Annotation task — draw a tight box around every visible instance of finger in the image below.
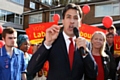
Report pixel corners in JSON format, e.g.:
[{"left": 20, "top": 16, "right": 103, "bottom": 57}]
[
  {"left": 52, "top": 27, "right": 60, "bottom": 33},
  {"left": 47, "top": 25, "right": 60, "bottom": 33},
  {"left": 47, "top": 28, "right": 54, "bottom": 34},
  {"left": 53, "top": 25, "right": 62, "bottom": 32}
]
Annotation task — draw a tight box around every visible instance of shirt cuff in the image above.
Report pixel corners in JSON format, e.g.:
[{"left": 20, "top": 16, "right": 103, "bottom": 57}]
[
  {"left": 82, "top": 50, "right": 89, "bottom": 58},
  {"left": 44, "top": 42, "right": 52, "bottom": 49},
  {"left": 21, "top": 69, "right": 27, "bottom": 73}
]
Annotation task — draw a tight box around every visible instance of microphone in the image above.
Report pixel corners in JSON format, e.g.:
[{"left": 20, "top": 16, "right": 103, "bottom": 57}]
[{"left": 73, "top": 27, "right": 85, "bottom": 55}]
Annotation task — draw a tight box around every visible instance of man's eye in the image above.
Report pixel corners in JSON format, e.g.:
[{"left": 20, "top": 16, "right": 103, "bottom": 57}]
[
  {"left": 8, "top": 37, "right": 17, "bottom": 39},
  {"left": 67, "top": 16, "right": 70, "bottom": 18},
  {"left": 14, "top": 37, "right": 17, "bottom": 39},
  {"left": 74, "top": 17, "right": 78, "bottom": 20},
  {"left": 8, "top": 37, "right": 12, "bottom": 39}
]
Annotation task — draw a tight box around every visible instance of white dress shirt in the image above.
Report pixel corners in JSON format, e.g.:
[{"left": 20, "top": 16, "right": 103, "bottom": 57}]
[{"left": 62, "top": 31, "right": 76, "bottom": 53}]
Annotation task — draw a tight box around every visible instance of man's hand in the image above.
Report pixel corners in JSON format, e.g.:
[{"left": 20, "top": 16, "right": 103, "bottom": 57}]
[
  {"left": 75, "top": 37, "right": 88, "bottom": 51},
  {"left": 44, "top": 25, "right": 61, "bottom": 46}
]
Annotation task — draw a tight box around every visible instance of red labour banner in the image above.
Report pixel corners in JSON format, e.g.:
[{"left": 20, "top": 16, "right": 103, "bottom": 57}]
[
  {"left": 114, "top": 36, "right": 120, "bottom": 55},
  {"left": 80, "top": 24, "right": 107, "bottom": 41},
  {"left": 26, "top": 22, "right": 58, "bottom": 44}
]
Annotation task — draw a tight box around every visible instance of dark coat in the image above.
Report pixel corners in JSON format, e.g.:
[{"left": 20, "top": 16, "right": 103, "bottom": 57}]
[
  {"left": 106, "top": 43, "right": 120, "bottom": 67},
  {"left": 103, "top": 50, "right": 116, "bottom": 80},
  {"left": 27, "top": 32, "right": 97, "bottom": 80}
]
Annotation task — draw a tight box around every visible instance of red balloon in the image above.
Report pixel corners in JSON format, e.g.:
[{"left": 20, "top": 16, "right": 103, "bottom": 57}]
[
  {"left": 102, "top": 16, "right": 113, "bottom": 28},
  {"left": 0, "top": 40, "right": 5, "bottom": 48},
  {"left": 82, "top": 4, "right": 90, "bottom": 14},
  {"left": 0, "top": 25, "right": 3, "bottom": 34},
  {"left": 53, "top": 14, "right": 60, "bottom": 22}
]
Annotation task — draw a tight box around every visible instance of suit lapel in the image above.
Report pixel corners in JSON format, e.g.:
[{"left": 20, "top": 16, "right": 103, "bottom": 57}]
[{"left": 59, "top": 32, "right": 70, "bottom": 66}]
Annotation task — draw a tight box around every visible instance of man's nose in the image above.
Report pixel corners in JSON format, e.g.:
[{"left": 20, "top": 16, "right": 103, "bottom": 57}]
[{"left": 70, "top": 18, "right": 75, "bottom": 23}]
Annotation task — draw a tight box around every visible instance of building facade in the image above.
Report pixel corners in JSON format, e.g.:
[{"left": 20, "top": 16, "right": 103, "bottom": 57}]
[
  {"left": 23, "top": 0, "right": 120, "bottom": 34},
  {"left": 0, "top": 0, "right": 25, "bottom": 34}
]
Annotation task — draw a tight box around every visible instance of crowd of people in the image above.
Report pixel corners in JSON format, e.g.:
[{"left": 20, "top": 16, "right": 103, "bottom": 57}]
[{"left": 0, "top": 3, "right": 119, "bottom": 80}]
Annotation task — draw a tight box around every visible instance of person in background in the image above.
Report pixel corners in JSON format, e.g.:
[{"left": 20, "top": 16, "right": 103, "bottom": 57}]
[
  {"left": 17, "top": 34, "right": 31, "bottom": 67},
  {"left": 32, "top": 43, "right": 41, "bottom": 53},
  {"left": 107, "top": 25, "right": 118, "bottom": 36},
  {"left": 89, "top": 31, "right": 116, "bottom": 80},
  {"left": 17, "top": 34, "right": 32, "bottom": 80},
  {"left": 106, "top": 33, "right": 120, "bottom": 67},
  {"left": 0, "top": 27, "right": 26, "bottom": 80},
  {"left": 106, "top": 33, "right": 114, "bottom": 55},
  {"left": 27, "top": 3, "right": 97, "bottom": 80}
]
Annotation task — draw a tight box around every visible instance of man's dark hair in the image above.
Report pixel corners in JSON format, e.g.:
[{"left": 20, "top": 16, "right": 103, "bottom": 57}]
[
  {"left": 106, "top": 32, "right": 114, "bottom": 37},
  {"left": 62, "top": 3, "right": 83, "bottom": 19},
  {"left": 2, "top": 27, "right": 17, "bottom": 38}
]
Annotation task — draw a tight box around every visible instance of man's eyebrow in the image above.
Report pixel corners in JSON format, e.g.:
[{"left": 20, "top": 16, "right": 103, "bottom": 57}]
[
  {"left": 66, "top": 14, "right": 71, "bottom": 16},
  {"left": 66, "top": 14, "right": 78, "bottom": 17}
]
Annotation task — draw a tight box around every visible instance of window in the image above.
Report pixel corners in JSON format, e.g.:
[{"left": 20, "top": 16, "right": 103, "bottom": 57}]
[
  {"left": 11, "top": 0, "right": 24, "bottom": 5},
  {"left": 77, "top": 0, "right": 91, "bottom": 2},
  {"left": 30, "top": 2, "right": 35, "bottom": 9},
  {"left": 14, "top": 14, "right": 23, "bottom": 24},
  {"left": 95, "top": 3, "right": 120, "bottom": 17},
  {"left": 41, "top": 0, "right": 52, "bottom": 5},
  {"left": 0, "top": 10, "right": 6, "bottom": 21},
  {"left": 29, "top": 14, "right": 42, "bottom": 23},
  {"left": 0, "top": 9, "right": 23, "bottom": 24},
  {"left": 14, "top": 14, "right": 20, "bottom": 24},
  {"left": 49, "top": 10, "right": 62, "bottom": 23},
  {"left": 6, "top": 12, "right": 14, "bottom": 23},
  {"left": 20, "top": 15, "right": 23, "bottom": 24}
]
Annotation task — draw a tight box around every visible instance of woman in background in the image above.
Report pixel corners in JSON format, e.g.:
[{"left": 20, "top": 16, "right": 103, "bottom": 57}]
[
  {"left": 17, "top": 34, "right": 32, "bottom": 80},
  {"left": 90, "top": 31, "right": 116, "bottom": 80}
]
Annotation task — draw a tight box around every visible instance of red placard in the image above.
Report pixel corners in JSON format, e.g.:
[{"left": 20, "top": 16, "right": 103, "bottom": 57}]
[
  {"left": 114, "top": 36, "right": 120, "bottom": 55},
  {"left": 80, "top": 24, "right": 107, "bottom": 41},
  {"left": 26, "top": 22, "right": 58, "bottom": 44}
]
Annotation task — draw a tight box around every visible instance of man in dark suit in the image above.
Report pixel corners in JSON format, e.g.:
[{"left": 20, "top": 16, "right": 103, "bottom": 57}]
[{"left": 27, "top": 3, "right": 97, "bottom": 80}]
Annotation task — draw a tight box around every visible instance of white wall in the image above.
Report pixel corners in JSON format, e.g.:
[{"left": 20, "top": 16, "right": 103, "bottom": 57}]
[{"left": 0, "top": 0, "right": 23, "bottom": 14}]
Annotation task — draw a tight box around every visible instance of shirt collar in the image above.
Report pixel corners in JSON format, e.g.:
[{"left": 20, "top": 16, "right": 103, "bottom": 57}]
[
  {"left": 2, "top": 46, "right": 19, "bottom": 55},
  {"left": 63, "top": 31, "right": 76, "bottom": 41}
]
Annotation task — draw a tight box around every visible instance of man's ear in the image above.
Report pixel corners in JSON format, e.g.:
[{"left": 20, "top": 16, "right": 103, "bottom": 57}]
[{"left": 2, "top": 37, "right": 5, "bottom": 41}]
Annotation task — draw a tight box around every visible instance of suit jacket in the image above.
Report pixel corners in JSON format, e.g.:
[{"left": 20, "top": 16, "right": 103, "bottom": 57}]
[{"left": 27, "top": 32, "right": 97, "bottom": 80}]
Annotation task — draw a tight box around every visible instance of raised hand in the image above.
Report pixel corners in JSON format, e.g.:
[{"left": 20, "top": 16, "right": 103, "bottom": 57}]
[{"left": 44, "top": 25, "right": 61, "bottom": 46}]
